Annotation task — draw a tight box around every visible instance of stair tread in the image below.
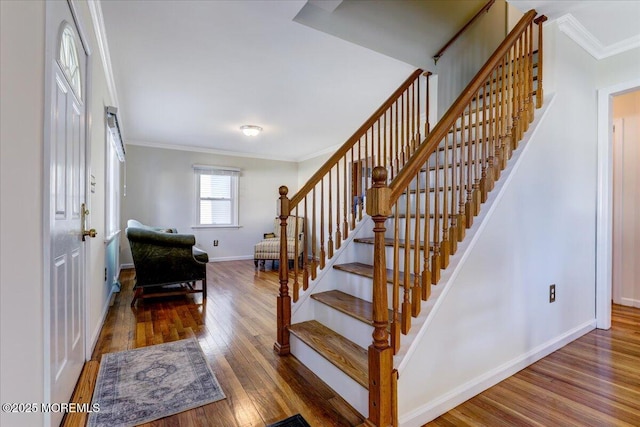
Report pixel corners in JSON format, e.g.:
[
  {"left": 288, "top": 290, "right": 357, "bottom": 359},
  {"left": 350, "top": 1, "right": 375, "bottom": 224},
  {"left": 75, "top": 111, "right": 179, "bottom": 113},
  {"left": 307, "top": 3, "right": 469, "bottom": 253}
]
[
  {"left": 334, "top": 262, "right": 419, "bottom": 286},
  {"left": 312, "top": 290, "right": 393, "bottom": 327},
  {"left": 354, "top": 237, "right": 433, "bottom": 250},
  {"left": 288, "top": 320, "right": 368, "bottom": 389}
]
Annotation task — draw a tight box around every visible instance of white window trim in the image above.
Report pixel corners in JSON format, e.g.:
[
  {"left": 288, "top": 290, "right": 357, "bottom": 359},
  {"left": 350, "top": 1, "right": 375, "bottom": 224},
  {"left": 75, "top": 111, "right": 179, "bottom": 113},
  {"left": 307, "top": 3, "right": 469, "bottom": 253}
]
[{"left": 193, "top": 165, "right": 240, "bottom": 227}]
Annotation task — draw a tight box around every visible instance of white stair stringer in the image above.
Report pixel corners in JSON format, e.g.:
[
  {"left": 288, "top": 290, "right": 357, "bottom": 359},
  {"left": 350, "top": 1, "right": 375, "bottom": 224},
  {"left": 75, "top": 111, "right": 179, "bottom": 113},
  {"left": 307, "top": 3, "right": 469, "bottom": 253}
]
[{"left": 395, "top": 96, "right": 555, "bottom": 427}]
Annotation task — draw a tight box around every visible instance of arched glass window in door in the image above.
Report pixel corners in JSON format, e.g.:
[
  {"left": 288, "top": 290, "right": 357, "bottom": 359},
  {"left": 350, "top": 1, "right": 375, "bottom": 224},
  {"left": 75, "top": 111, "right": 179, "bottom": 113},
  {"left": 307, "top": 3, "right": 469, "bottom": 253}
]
[{"left": 58, "top": 23, "right": 82, "bottom": 99}]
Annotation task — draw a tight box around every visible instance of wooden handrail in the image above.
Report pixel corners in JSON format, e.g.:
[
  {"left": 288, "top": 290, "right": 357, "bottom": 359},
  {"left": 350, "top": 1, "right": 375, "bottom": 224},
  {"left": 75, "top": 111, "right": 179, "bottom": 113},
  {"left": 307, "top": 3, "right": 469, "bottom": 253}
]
[
  {"left": 390, "top": 10, "right": 537, "bottom": 203},
  {"left": 290, "top": 69, "right": 423, "bottom": 207},
  {"left": 433, "top": 0, "right": 496, "bottom": 64}
]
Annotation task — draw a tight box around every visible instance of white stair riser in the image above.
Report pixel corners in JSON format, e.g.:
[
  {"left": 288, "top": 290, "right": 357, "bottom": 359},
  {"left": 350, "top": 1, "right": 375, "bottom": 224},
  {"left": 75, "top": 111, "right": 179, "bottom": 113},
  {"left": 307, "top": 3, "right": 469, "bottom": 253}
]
[
  {"left": 334, "top": 269, "right": 407, "bottom": 311},
  {"left": 314, "top": 300, "right": 374, "bottom": 349},
  {"left": 289, "top": 335, "right": 368, "bottom": 416}
]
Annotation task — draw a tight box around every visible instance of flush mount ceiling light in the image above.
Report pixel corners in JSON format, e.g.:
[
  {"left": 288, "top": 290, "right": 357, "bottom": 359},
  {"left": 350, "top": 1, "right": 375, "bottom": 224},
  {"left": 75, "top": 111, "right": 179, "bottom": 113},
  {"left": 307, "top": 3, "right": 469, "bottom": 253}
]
[{"left": 240, "top": 125, "right": 262, "bottom": 137}]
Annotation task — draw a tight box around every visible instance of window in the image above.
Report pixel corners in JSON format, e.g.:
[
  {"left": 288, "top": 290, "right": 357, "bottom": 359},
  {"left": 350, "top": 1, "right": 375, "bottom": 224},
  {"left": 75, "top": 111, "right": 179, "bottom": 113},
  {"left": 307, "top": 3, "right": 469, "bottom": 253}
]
[
  {"left": 105, "top": 108, "right": 125, "bottom": 240},
  {"left": 194, "top": 165, "right": 240, "bottom": 227},
  {"left": 58, "top": 24, "right": 82, "bottom": 99}
]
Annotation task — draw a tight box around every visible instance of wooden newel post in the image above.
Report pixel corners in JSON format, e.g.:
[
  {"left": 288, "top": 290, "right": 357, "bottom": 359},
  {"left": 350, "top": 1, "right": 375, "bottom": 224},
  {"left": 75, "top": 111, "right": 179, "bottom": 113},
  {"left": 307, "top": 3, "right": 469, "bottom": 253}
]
[
  {"left": 274, "top": 186, "right": 291, "bottom": 356},
  {"left": 366, "top": 167, "right": 393, "bottom": 427},
  {"left": 534, "top": 15, "right": 547, "bottom": 109}
]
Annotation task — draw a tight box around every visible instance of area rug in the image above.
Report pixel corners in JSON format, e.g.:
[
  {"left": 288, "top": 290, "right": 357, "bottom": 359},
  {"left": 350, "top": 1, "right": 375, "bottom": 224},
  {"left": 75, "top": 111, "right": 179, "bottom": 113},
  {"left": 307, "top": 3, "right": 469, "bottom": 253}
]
[
  {"left": 87, "top": 338, "right": 225, "bottom": 427},
  {"left": 267, "top": 414, "right": 311, "bottom": 427}
]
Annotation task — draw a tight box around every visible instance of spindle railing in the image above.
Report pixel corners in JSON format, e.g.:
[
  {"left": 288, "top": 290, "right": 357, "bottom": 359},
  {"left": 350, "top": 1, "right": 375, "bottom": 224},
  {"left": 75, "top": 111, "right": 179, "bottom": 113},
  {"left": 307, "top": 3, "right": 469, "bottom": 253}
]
[
  {"left": 274, "top": 68, "right": 432, "bottom": 355},
  {"left": 366, "top": 9, "right": 544, "bottom": 426}
]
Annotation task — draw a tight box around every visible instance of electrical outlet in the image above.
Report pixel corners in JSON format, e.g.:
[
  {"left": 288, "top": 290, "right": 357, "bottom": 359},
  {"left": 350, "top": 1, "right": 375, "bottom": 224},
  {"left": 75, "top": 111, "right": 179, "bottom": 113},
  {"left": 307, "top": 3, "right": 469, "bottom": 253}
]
[
  {"left": 549, "top": 284, "right": 556, "bottom": 303},
  {"left": 213, "top": 240, "right": 219, "bottom": 247}
]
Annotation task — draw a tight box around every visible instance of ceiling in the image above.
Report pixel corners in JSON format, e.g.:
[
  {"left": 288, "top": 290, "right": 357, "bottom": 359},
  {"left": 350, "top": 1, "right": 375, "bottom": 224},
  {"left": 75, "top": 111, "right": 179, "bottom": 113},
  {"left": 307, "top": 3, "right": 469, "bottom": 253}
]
[{"left": 101, "top": 0, "right": 640, "bottom": 162}]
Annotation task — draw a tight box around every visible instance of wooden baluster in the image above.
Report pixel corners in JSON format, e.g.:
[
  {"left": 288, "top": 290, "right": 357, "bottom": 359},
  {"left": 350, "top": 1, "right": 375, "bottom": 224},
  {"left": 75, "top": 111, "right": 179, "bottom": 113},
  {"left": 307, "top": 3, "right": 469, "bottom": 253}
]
[
  {"left": 523, "top": 24, "right": 531, "bottom": 131},
  {"left": 512, "top": 37, "right": 521, "bottom": 147},
  {"left": 383, "top": 111, "right": 388, "bottom": 178},
  {"left": 402, "top": 165, "right": 411, "bottom": 333},
  {"left": 335, "top": 161, "right": 342, "bottom": 250},
  {"left": 358, "top": 140, "right": 363, "bottom": 222},
  {"left": 391, "top": 199, "right": 400, "bottom": 353},
  {"left": 401, "top": 93, "right": 406, "bottom": 166},
  {"left": 416, "top": 76, "right": 421, "bottom": 146},
  {"left": 535, "top": 16, "right": 548, "bottom": 109},
  {"left": 410, "top": 81, "right": 416, "bottom": 153},
  {"left": 424, "top": 71, "right": 433, "bottom": 135},
  {"left": 395, "top": 99, "right": 400, "bottom": 173},
  {"left": 451, "top": 121, "right": 460, "bottom": 245},
  {"left": 473, "top": 86, "right": 482, "bottom": 214},
  {"left": 275, "top": 186, "right": 291, "bottom": 356},
  {"left": 516, "top": 35, "right": 524, "bottom": 140},
  {"left": 372, "top": 119, "right": 386, "bottom": 169},
  {"left": 320, "top": 178, "right": 325, "bottom": 269},
  {"left": 501, "top": 54, "right": 511, "bottom": 166},
  {"left": 412, "top": 167, "right": 421, "bottom": 317},
  {"left": 344, "top": 152, "right": 349, "bottom": 239},
  {"left": 432, "top": 135, "right": 441, "bottom": 284},
  {"left": 293, "top": 204, "right": 300, "bottom": 302},
  {"left": 465, "top": 103, "right": 474, "bottom": 228},
  {"left": 311, "top": 187, "right": 317, "bottom": 280},
  {"left": 457, "top": 113, "right": 466, "bottom": 241},
  {"left": 422, "top": 144, "right": 431, "bottom": 300},
  {"left": 328, "top": 168, "right": 334, "bottom": 259},
  {"left": 494, "top": 66, "right": 503, "bottom": 179},
  {"left": 351, "top": 146, "right": 356, "bottom": 229},
  {"left": 487, "top": 72, "right": 496, "bottom": 191},
  {"left": 480, "top": 79, "right": 489, "bottom": 203},
  {"left": 492, "top": 68, "right": 501, "bottom": 184},
  {"left": 528, "top": 21, "right": 535, "bottom": 123},
  {"left": 367, "top": 167, "right": 393, "bottom": 427},
  {"left": 406, "top": 86, "right": 411, "bottom": 156},
  {"left": 444, "top": 133, "right": 456, "bottom": 257},
  {"left": 303, "top": 196, "right": 309, "bottom": 290},
  {"left": 507, "top": 45, "right": 515, "bottom": 152}
]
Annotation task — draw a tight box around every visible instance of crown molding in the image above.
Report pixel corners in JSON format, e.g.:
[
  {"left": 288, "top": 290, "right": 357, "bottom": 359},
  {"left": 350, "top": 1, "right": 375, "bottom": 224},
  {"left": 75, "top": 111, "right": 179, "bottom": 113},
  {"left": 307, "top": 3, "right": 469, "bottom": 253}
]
[
  {"left": 557, "top": 13, "right": 640, "bottom": 60},
  {"left": 126, "top": 140, "right": 301, "bottom": 162},
  {"left": 87, "top": 0, "right": 119, "bottom": 106}
]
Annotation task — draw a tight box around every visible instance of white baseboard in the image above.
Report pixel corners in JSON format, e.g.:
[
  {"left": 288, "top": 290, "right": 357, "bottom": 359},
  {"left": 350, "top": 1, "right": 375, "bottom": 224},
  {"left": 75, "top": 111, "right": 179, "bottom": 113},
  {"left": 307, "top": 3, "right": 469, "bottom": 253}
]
[
  {"left": 120, "top": 262, "right": 134, "bottom": 269},
  {"left": 210, "top": 255, "right": 254, "bottom": 262},
  {"left": 620, "top": 298, "right": 640, "bottom": 308},
  {"left": 399, "top": 319, "right": 597, "bottom": 427},
  {"left": 88, "top": 285, "right": 118, "bottom": 357}
]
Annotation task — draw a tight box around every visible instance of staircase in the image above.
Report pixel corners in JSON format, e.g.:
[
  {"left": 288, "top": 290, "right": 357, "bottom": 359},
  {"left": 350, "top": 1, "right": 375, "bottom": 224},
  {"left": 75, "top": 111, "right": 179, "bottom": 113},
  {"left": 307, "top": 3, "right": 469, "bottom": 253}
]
[{"left": 274, "top": 10, "right": 547, "bottom": 426}]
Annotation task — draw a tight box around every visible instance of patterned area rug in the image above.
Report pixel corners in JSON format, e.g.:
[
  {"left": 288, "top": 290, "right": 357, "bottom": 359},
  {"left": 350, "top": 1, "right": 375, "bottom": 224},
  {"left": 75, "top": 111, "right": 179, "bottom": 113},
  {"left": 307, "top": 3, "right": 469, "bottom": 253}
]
[
  {"left": 267, "top": 414, "right": 311, "bottom": 427},
  {"left": 88, "top": 338, "right": 225, "bottom": 427}
]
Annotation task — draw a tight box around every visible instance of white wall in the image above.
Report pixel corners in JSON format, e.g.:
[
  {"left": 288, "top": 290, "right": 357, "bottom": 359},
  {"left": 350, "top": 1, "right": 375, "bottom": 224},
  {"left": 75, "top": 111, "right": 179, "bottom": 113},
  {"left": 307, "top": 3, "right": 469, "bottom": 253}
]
[
  {"left": 0, "top": 2, "right": 46, "bottom": 426},
  {"left": 1, "top": 2, "right": 115, "bottom": 425},
  {"left": 612, "top": 90, "right": 640, "bottom": 307},
  {"left": 435, "top": 0, "right": 508, "bottom": 117},
  {"left": 398, "top": 23, "right": 600, "bottom": 425},
  {"left": 121, "top": 145, "right": 299, "bottom": 263}
]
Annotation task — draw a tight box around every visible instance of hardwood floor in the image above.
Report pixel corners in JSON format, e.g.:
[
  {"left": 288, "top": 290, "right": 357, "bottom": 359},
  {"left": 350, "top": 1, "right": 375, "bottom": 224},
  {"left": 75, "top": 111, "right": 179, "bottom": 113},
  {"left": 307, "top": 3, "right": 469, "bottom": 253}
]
[
  {"left": 427, "top": 304, "right": 640, "bottom": 426},
  {"left": 77, "top": 260, "right": 639, "bottom": 427},
  {"left": 88, "top": 261, "right": 364, "bottom": 427}
]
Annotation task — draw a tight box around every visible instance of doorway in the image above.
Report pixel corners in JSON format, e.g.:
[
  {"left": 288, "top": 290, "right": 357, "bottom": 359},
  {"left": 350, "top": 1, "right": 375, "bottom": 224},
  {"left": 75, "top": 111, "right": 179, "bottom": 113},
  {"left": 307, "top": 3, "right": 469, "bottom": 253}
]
[
  {"left": 596, "top": 80, "right": 640, "bottom": 330},
  {"left": 611, "top": 90, "right": 640, "bottom": 308}
]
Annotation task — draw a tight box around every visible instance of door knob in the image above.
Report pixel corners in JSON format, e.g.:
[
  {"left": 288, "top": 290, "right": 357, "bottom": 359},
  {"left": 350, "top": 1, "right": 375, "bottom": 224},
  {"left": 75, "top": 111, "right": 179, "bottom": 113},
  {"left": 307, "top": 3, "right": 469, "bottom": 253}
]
[{"left": 81, "top": 203, "right": 97, "bottom": 241}]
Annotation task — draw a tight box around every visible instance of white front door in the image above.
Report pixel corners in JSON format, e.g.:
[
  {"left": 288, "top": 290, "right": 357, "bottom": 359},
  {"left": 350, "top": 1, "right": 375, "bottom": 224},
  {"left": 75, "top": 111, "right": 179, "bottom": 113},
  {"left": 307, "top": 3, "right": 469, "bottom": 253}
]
[{"left": 47, "top": 2, "right": 88, "bottom": 425}]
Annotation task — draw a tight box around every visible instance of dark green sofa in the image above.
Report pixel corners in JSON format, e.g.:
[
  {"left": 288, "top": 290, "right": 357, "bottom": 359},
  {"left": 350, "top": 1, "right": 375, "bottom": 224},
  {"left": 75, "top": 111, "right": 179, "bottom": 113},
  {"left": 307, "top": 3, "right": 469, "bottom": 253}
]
[{"left": 126, "top": 219, "right": 208, "bottom": 306}]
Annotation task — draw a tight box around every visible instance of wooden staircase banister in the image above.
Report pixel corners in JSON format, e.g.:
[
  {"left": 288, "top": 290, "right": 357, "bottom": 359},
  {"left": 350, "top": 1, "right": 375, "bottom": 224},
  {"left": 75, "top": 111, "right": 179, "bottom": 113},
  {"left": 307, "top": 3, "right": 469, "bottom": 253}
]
[
  {"left": 432, "top": 0, "right": 496, "bottom": 64},
  {"left": 290, "top": 68, "right": 424, "bottom": 207},
  {"left": 389, "top": 10, "right": 537, "bottom": 204}
]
